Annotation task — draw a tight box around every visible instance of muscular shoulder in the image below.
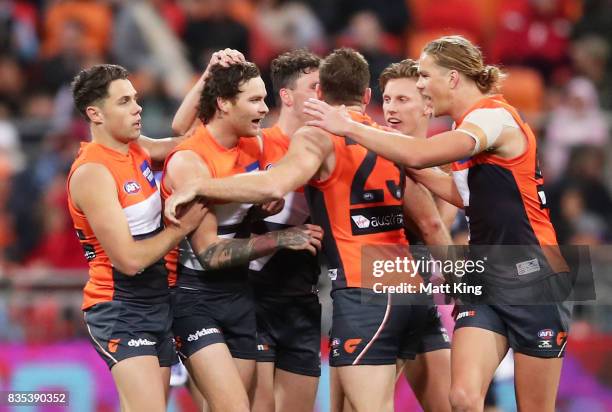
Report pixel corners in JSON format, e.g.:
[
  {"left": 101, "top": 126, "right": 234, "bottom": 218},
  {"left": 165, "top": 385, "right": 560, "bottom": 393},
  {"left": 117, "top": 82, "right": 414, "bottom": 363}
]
[
  {"left": 164, "top": 149, "right": 211, "bottom": 191},
  {"left": 69, "top": 163, "right": 117, "bottom": 210},
  {"left": 293, "top": 125, "right": 334, "bottom": 154}
]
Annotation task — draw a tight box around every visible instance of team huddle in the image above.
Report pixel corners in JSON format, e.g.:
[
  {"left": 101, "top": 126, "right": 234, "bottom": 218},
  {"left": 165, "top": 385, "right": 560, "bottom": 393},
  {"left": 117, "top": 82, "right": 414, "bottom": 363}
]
[{"left": 67, "top": 36, "right": 572, "bottom": 412}]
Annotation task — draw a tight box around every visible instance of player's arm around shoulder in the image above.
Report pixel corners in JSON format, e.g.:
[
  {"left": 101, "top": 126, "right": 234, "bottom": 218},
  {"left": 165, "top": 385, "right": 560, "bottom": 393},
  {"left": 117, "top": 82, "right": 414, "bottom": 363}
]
[
  {"left": 164, "top": 127, "right": 333, "bottom": 219},
  {"left": 270, "top": 125, "right": 334, "bottom": 193},
  {"left": 137, "top": 132, "right": 192, "bottom": 170},
  {"left": 162, "top": 149, "right": 220, "bottom": 254},
  {"left": 69, "top": 163, "right": 205, "bottom": 276}
]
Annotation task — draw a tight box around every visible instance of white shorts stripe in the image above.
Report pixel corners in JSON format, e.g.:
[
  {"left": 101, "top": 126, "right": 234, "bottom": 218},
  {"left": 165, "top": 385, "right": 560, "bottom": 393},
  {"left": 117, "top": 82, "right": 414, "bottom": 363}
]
[
  {"left": 84, "top": 312, "right": 118, "bottom": 364},
  {"left": 352, "top": 293, "right": 392, "bottom": 365}
]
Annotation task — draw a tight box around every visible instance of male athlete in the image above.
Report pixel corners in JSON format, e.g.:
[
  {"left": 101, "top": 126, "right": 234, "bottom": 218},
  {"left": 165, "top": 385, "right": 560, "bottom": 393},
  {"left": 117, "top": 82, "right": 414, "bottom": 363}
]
[
  {"left": 331, "top": 58, "right": 455, "bottom": 412},
  {"left": 172, "top": 48, "right": 323, "bottom": 412},
  {"left": 166, "top": 49, "right": 451, "bottom": 412},
  {"left": 67, "top": 64, "right": 206, "bottom": 411},
  {"left": 161, "top": 61, "right": 323, "bottom": 412}
]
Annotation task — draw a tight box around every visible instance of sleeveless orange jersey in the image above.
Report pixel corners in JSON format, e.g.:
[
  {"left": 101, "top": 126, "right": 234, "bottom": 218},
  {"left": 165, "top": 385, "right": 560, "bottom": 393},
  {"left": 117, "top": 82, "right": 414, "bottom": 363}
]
[
  {"left": 452, "top": 95, "right": 568, "bottom": 278},
  {"left": 67, "top": 142, "right": 166, "bottom": 310},
  {"left": 260, "top": 124, "right": 289, "bottom": 169},
  {"left": 306, "top": 112, "right": 407, "bottom": 290},
  {"left": 161, "top": 125, "right": 261, "bottom": 288},
  {"left": 249, "top": 125, "right": 319, "bottom": 295}
]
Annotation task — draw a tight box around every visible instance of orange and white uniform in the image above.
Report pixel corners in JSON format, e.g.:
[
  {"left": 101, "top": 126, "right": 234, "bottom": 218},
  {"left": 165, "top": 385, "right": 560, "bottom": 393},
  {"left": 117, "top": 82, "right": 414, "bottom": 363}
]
[{"left": 67, "top": 142, "right": 166, "bottom": 311}]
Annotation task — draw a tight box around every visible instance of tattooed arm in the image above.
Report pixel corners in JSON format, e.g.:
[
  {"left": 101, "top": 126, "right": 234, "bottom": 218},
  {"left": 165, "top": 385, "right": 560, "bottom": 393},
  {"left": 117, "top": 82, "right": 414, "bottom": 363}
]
[{"left": 196, "top": 224, "right": 323, "bottom": 271}]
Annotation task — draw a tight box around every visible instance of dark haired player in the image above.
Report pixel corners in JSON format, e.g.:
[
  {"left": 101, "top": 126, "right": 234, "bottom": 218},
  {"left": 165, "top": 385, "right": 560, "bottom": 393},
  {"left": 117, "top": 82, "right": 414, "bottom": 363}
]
[
  {"left": 67, "top": 64, "right": 206, "bottom": 411},
  {"left": 161, "top": 61, "right": 323, "bottom": 411}
]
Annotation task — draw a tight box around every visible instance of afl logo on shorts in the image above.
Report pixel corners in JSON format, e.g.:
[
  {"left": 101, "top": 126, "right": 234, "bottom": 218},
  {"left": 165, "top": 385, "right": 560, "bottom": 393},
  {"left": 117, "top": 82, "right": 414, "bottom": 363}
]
[
  {"left": 123, "top": 181, "right": 141, "bottom": 194},
  {"left": 537, "top": 329, "right": 554, "bottom": 339},
  {"left": 265, "top": 163, "right": 274, "bottom": 170}
]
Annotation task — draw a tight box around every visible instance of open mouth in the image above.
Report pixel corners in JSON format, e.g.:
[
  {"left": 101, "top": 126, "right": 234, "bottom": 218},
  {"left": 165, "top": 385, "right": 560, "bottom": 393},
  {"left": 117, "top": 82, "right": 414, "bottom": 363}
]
[
  {"left": 251, "top": 118, "right": 262, "bottom": 127},
  {"left": 386, "top": 118, "right": 402, "bottom": 126}
]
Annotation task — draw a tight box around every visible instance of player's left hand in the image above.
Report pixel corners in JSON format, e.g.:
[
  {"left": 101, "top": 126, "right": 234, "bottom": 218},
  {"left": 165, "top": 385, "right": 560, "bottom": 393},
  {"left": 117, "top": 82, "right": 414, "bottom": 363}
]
[
  {"left": 260, "top": 198, "right": 285, "bottom": 217},
  {"left": 165, "top": 181, "right": 203, "bottom": 225},
  {"left": 203, "top": 49, "right": 246, "bottom": 80},
  {"left": 304, "top": 98, "right": 353, "bottom": 136}
]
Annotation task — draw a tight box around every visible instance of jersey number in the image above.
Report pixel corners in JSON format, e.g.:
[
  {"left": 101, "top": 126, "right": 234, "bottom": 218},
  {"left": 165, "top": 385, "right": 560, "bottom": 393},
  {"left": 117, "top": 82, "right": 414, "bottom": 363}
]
[{"left": 350, "top": 150, "right": 405, "bottom": 205}]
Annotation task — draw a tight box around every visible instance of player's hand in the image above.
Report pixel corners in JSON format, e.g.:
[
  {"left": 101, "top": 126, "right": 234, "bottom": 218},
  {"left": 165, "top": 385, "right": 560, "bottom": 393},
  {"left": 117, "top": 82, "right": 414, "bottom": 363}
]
[
  {"left": 165, "top": 182, "right": 203, "bottom": 225},
  {"left": 204, "top": 49, "right": 246, "bottom": 79},
  {"left": 304, "top": 98, "right": 353, "bottom": 136},
  {"left": 274, "top": 224, "right": 323, "bottom": 255},
  {"left": 174, "top": 199, "right": 207, "bottom": 234},
  {"left": 259, "top": 199, "right": 285, "bottom": 217}
]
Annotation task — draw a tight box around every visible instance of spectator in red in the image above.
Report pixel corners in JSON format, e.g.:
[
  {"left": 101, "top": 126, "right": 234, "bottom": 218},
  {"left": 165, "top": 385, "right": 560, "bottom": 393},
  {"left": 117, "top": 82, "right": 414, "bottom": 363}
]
[{"left": 491, "top": 0, "right": 573, "bottom": 81}]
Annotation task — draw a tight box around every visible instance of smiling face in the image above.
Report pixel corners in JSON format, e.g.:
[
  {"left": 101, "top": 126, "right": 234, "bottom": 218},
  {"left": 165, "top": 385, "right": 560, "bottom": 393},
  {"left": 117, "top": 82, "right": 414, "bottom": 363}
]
[
  {"left": 382, "top": 77, "right": 431, "bottom": 135},
  {"left": 92, "top": 79, "right": 142, "bottom": 142},
  {"left": 223, "top": 76, "right": 269, "bottom": 136},
  {"left": 416, "top": 53, "right": 453, "bottom": 117}
]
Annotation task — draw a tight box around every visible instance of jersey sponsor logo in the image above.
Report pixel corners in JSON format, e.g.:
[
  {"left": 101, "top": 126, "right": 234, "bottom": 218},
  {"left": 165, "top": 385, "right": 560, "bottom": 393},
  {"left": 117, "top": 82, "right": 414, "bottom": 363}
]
[
  {"left": 140, "top": 160, "right": 156, "bottom": 188},
  {"left": 351, "top": 215, "right": 370, "bottom": 229},
  {"left": 349, "top": 206, "right": 403, "bottom": 236},
  {"left": 128, "top": 338, "right": 156, "bottom": 347},
  {"left": 556, "top": 331, "right": 568, "bottom": 347},
  {"left": 456, "top": 310, "right": 476, "bottom": 320},
  {"left": 187, "top": 327, "right": 221, "bottom": 342},
  {"left": 343, "top": 338, "right": 362, "bottom": 354},
  {"left": 108, "top": 338, "right": 120, "bottom": 353},
  {"left": 516, "top": 258, "right": 540, "bottom": 276},
  {"left": 123, "top": 181, "right": 141, "bottom": 194},
  {"left": 257, "top": 344, "right": 270, "bottom": 351},
  {"left": 537, "top": 329, "right": 554, "bottom": 339}
]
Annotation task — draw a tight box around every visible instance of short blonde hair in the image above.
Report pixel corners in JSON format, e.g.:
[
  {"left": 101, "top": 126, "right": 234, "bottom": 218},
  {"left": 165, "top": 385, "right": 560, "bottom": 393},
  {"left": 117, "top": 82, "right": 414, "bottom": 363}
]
[{"left": 379, "top": 59, "right": 419, "bottom": 92}]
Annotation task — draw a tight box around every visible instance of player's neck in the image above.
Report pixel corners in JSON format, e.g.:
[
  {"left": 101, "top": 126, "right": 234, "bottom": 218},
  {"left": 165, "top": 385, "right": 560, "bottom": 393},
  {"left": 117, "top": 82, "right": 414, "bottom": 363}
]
[
  {"left": 343, "top": 104, "right": 365, "bottom": 113},
  {"left": 90, "top": 125, "right": 130, "bottom": 154},
  {"left": 410, "top": 121, "right": 428, "bottom": 139},
  {"left": 206, "top": 118, "right": 240, "bottom": 149},
  {"left": 277, "top": 109, "right": 302, "bottom": 138},
  {"left": 450, "top": 86, "right": 487, "bottom": 122}
]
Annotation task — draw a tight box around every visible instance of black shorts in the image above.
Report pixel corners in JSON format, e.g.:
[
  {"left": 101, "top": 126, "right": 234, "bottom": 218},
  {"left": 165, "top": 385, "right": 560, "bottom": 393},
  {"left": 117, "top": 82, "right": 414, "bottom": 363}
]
[
  {"left": 84, "top": 300, "right": 176, "bottom": 370},
  {"left": 454, "top": 302, "right": 572, "bottom": 358},
  {"left": 255, "top": 293, "right": 321, "bottom": 377},
  {"left": 329, "top": 289, "right": 450, "bottom": 367},
  {"left": 171, "top": 286, "right": 257, "bottom": 360}
]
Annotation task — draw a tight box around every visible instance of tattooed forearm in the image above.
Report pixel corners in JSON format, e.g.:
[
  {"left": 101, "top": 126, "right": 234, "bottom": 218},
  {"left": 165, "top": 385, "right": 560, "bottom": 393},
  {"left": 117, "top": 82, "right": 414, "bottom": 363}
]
[
  {"left": 196, "top": 226, "right": 316, "bottom": 271},
  {"left": 197, "top": 233, "right": 278, "bottom": 271},
  {"left": 275, "top": 227, "right": 311, "bottom": 249}
]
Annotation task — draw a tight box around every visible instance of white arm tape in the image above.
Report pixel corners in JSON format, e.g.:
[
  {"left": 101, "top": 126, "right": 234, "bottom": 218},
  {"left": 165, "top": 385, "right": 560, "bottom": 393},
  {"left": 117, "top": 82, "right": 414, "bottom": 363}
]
[{"left": 455, "top": 128, "right": 481, "bottom": 156}]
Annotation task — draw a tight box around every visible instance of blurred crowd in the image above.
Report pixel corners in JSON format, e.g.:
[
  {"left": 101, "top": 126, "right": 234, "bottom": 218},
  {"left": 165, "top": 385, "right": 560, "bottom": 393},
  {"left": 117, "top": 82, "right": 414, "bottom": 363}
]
[{"left": 0, "top": 0, "right": 611, "bottom": 343}]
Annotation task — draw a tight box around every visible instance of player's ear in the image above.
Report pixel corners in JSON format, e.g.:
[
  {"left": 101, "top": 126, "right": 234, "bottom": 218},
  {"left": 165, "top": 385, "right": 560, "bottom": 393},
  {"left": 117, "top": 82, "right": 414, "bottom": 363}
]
[
  {"left": 449, "top": 70, "right": 460, "bottom": 89},
  {"left": 217, "top": 96, "right": 231, "bottom": 114},
  {"left": 362, "top": 88, "right": 371, "bottom": 106},
  {"left": 423, "top": 100, "right": 433, "bottom": 118},
  {"left": 315, "top": 83, "right": 323, "bottom": 100},
  {"left": 86, "top": 105, "right": 103, "bottom": 124},
  {"left": 279, "top": 88, "right": 292, "bottom": 107}
]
